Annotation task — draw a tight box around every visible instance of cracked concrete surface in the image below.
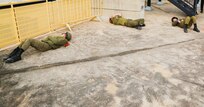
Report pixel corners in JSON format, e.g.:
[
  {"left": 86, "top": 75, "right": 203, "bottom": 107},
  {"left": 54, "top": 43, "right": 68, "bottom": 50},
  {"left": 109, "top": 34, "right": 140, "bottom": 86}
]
[
  {"left": 1, "top": 3, "right": 204, "bottom": 107},
  {"left": 0, "top": 38, "right": 202, "bottom": 75}
]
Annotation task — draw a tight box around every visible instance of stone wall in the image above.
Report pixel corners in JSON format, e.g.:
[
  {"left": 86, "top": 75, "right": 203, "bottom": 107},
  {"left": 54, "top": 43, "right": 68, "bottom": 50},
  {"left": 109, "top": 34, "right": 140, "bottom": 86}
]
[{"left": 101, "top": 0, "right": 145, "bottom": 20}]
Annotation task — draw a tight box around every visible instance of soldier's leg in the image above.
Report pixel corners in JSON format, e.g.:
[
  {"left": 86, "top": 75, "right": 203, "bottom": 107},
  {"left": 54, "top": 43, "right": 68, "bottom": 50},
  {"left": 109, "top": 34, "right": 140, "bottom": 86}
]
[
  {"left": 30, "top": 39, "right": 52, "bottom": 52},
  {"left": 184, "top": 16, "right": 191, "bottom": 25},
  {"left": 138, "top": 19, "right": 145, "bottom": 25},
  {"left": 183, "top": 16, "right": 191, "bottom": 33},
  {"left": 4, "top": 40, "right": 29, "bottom": 63},
  {"left": 18, "top": 40, "right": 25, "bottom": 48},
  {"left": 191, "top": 16, "right": 197, "bottom": 24},
  {"left": 3, "top": 40, "right": 27, "bottom": 62},
  {"left": 126, "top": 20, "right": 138, "bottom": 27},
  {"left": 19, "top": 39, "right": 35, "bottom": 51},
  {"left": 132, "top": 20, "right": 142, "bottom": 30},
  {"left": 138, "top": 19, "right": 145, "bottom": 27},
  {"left": 191, "top": 16, "right": 200, "bottom": 32},
  {"left": 3, "top": 47, "right": 20, "bottom": 61},
  {"left": 5, "top": 39, "right": 52, "bottom": 63},
  {"left": 20, "top": 39, "right": 51, "bottom": 51},
  {"left": 28, "top": 39, "right": 52, "bottom": 51},
  {"left": 131, "top": 20, "right": 139, "bottom": 27}
]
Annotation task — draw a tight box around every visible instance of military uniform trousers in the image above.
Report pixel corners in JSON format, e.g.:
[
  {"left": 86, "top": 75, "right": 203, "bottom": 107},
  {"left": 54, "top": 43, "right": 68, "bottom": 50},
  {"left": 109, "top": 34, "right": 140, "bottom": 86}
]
[
  {"left": 184, "top": 16, "right": 196, "bottom": 28},
  {"left": 18, "top": 39, "right": 52, "bottom": 52},
  {"left": 125, "top": 19, "right": 145, "bottom": 28}
]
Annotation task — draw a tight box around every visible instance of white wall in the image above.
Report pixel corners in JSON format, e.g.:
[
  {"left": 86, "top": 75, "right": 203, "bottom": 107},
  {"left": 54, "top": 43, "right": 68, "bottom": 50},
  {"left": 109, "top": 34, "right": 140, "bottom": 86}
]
[
  {"left": 101, "top": 0, "right": 145, "bottom": 20},
  {"left": 0, "top": 0, "right": 24, "bottom": 4}
]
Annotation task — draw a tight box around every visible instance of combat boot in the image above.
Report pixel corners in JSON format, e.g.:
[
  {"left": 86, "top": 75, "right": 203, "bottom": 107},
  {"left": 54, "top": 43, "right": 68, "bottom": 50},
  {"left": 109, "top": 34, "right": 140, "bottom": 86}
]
[
  {"left": 5, "top": 48, "right": 24, "bottom": 63},
  {"left": 193, "top": 24, "right": 200, "bottom": 32},
  {"left": 3, "top": 47, "right": 20, "bottom": 61},
  {"left": 135, "top": 25, "right": 142, "bottom": 30},
  {"left": 140, "top": 24, "right": 146, "bottom": 27},
  {"left": 183, "top": 24, "right": 188, "bottom": 33}
]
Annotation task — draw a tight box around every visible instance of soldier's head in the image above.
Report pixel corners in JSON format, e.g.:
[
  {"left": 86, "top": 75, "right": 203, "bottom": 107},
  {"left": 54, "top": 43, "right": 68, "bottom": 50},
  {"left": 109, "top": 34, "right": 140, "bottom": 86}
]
[
  {"left": 63, "top": 32, "right": 72, "bottom": 41},
  {"left": 171, "top": 17, "right": 178, "bottom": 22},
  {"left": 109, "top": 15, "right": 122, "bottom": 24},
  {"left": 109, "top": 17, "right": 113, "bottom": 24}
]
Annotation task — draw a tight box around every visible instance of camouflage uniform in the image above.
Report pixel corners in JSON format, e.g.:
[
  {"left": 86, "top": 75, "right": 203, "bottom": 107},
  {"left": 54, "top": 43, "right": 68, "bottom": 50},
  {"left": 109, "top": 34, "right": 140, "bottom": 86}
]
[
  {"left": 19, "top": 36, "right": 68, "bottom": 52},
  {"left": 110, "top": 16, "right": 145, "bottom": 28},
  {"left": 172, "top": 16, "right": 197, "bottom": 28},
  {"left": 4, "top": 33, "right": 71, "bottom": 63}
]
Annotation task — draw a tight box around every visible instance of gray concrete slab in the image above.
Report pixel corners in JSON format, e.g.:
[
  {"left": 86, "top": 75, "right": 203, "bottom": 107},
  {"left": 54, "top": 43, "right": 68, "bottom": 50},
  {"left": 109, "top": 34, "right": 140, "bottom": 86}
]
[{"left": 1, "top": 3, "right": 204, "bottom": 107}]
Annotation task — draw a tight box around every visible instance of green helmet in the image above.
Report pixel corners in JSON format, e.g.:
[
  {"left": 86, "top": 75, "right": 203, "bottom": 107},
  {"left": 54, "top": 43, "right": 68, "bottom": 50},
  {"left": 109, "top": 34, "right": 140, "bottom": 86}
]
[{"left": 65, "top": 32, "right": 72, "bottom": 41}]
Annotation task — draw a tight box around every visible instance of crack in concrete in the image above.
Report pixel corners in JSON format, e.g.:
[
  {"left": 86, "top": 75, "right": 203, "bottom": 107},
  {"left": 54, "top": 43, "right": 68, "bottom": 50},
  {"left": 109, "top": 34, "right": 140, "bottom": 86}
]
[
  {"left": 175, "top": 78, "right": 204, "bottom": 88},
  {"left": 0, "top": 38, "right": 202, "bottom": 76}
]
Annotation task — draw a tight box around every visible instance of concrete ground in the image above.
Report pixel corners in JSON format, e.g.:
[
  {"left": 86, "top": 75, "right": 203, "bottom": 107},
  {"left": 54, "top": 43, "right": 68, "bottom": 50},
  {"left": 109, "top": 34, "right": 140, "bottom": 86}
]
[{"left": 1, "top": 3, "right": 204, "bottom": 107}]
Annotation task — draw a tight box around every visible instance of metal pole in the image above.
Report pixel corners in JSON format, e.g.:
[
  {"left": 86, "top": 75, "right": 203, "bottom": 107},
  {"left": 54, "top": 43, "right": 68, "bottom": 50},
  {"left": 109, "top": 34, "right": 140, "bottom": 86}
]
[
  {"left": 201, "top": 0, "right": 204, "bottom": 13},
  {"left": 46, "top": 0, "right": 52, "bottom": 31},
  {"left": 193, "top": 0, "right": 198, "bottom": 13},
  {"left": 10, "top": 2, "right": 21, "bottom": 42}
]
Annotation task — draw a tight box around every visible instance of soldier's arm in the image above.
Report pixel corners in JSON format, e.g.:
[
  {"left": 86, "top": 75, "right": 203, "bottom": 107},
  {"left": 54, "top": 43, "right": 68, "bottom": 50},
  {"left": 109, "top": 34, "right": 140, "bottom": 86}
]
[
  {"left": 41, "top": 36, "right": 51, "bottom": 42},
  {"left": 49, "top": 36, "right": 68, "bottom": 46}
]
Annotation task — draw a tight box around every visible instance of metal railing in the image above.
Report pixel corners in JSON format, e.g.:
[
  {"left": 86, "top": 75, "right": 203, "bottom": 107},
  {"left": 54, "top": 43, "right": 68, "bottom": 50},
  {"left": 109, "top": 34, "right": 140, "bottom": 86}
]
[
  {"left": 182, "top": 0, "right": 198, "bottom": 11},
  {"left": 182, "top": 0, "right": 198, "bottom": 12},
  {"left": 0, "top": 0, "right": 103, "bottom": 49}
]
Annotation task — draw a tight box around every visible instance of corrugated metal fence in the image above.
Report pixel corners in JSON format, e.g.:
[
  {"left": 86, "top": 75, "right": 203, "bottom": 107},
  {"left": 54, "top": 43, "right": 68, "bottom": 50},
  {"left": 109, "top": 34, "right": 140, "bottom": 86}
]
[{"left": 0, "top": 0, "right": 102, "bottom": 49}]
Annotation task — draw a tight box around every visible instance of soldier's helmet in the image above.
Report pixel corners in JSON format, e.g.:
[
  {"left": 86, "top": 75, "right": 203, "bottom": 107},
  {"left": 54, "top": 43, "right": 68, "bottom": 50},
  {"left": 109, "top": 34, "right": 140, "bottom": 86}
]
[
  {"left": 65, "top": 32, "right": 72, "bottom": 41},
  {"left": 109, "top": 15, "right": 122, "bottom": 24},
  {"left": 171, "top": 17, "right": 178, "bottom": 22}
]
